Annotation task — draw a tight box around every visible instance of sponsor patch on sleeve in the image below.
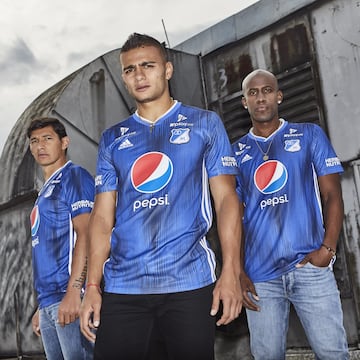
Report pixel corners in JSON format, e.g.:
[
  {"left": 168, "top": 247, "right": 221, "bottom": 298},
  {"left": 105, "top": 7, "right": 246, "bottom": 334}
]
[
  {"left": 95, "top": 175, "right": 102, "bottom": 186},
  {"left": 325, "top": 157, "right": 341, "bottom": 167},
  {"left": 221, "top": 156, "right": 238, "bottom": 167},
  {"left": 71, "top": 200, "right": 94, "bottom": 211}
]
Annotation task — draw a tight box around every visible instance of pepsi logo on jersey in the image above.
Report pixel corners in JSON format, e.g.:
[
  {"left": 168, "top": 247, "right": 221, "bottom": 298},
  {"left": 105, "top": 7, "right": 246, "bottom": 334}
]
[
  {"left": 254, "top": 160, "right": 289, "bottom": 210},
  {"left": 30, "top": 205, "right": 40, "bottom": 246},
  {"left": 30, "top": 205, "right": 40, "bottom": 237},
  {"left": 131, "top": 152, "right": 173, "bottom": 211}
]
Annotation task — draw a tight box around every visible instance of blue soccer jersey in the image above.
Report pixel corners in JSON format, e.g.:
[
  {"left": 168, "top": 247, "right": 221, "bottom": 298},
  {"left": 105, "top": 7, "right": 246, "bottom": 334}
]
[
  {"left": 232, "top": 119, "right": 343, "bottom": 282},
  {"left": 30, "top": 161, "right": 94, "bottom": 308},
  {"left": 95, "top": 101, "right": 238, "bottom": 294}
]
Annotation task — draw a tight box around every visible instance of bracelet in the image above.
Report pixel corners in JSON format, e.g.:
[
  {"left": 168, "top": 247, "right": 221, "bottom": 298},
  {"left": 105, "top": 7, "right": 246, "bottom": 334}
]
[
  {"left": 86, "top": 283, "right": 102, "bottom": 293},
  {"left": 321, "top": 244, "right": 336, "bottom": 256}
]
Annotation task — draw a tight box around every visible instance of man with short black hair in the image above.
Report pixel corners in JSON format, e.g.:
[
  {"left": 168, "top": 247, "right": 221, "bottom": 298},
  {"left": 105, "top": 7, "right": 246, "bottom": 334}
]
[
  {"left": 80, "top": 33, "right": 243, "bottom": 360},
  {"left": 28, "top": 117, "right": 94, "bottom": 360}
]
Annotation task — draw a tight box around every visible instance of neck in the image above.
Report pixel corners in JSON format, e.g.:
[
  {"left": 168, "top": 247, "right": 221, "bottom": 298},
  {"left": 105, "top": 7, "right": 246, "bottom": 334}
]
[
  {"left": 137, "top": 97, "right": 174, "bottom": 123},
  {"left": 42, "top": 160, "right": 67, "bottom": 181},
  {"left": 252, "top": 118, "right": 281, "bottom": 138}
]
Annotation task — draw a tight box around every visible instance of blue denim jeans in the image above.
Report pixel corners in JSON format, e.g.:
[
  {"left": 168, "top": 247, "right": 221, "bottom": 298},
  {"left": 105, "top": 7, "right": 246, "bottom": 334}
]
[
  {"left": 39, "top": 301, "right": 93, "bottom": 360},
  {"left": 246, "top": 263, "right": 349, "bottom": 360}
]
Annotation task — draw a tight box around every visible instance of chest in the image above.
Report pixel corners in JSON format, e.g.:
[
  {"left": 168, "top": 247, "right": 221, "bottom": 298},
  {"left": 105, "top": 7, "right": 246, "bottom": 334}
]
[{"left": 109, "top": 123, "right": 209, "bottom": 176}]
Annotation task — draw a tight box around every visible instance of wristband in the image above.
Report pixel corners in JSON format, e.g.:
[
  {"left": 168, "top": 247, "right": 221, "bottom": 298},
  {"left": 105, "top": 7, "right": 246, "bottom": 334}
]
[
  {"left": 86, "top": 283, "right": 102, "bottom": 293},
  {"left": 321, "top": 244, "right": 336, "bottom": 256}
]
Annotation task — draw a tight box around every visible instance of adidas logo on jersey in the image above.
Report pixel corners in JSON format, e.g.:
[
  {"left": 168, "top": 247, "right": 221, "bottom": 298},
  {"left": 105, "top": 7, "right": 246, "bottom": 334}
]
[
  {"left": 241, "top": 154, "right": 253, "bottom": 163},
  {"left": 118, "top": 138, "right": 133, "bottom": 149}
]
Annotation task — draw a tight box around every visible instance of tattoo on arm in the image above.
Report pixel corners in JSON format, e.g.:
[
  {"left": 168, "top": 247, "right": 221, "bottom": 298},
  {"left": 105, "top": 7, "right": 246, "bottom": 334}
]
[{"left": 72, "top": 258, "right": 88, "bottom": 289}]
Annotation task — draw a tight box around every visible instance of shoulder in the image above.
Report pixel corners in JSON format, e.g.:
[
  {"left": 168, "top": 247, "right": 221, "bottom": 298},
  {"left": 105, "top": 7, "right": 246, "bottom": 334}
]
[
  {"left": 67, "top": 163, "right": 93, "bottom": 181},
  {"left": 285, "top": 121, "right": 323, "bottom": 133},
  {"left": 232, "top": 134, "right": 249, "bottom": 149},
  {"left": 101, "top": 117, "right": 133, "bottom": 141},
  {"left": 282, "top": 121, "right": 329, "bottom": 143},
  {"left": 179, "top": 103, "right": 220, "bottom": 120}
]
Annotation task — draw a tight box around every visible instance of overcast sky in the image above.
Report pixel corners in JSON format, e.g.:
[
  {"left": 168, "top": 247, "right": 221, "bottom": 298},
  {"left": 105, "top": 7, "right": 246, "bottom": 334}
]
[{"left": 0, "top": 0, "right": 258, "bottom": 154}]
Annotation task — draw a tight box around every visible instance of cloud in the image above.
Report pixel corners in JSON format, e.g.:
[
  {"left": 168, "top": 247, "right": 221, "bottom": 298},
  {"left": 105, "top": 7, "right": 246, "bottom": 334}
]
[
  {"left": 0, "top": 0, "right": 259, "bottom": 155},
  {"left": 0, "top": 37, "right": 47, "bottom": 85}
]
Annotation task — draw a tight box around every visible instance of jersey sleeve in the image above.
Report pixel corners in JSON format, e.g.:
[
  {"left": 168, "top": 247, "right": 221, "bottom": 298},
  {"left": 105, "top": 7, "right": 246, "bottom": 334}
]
[
  {"left": 67, "top": 166, "right": 95, "bottom": 218},
  {"left": 95, "top": 131, "right": 119, "bottom": 194},
  {"left": 234, "top": 177, "right": 244, "bottom": 203},
  {"left": 310, "top": 124, "right": 343, "bottom": 176},
  {"left": 205, "top": 111, "right": 239, "bottom": 178},
  {"left": 232, "top": 140, "right": 246, "bottom": 202}
]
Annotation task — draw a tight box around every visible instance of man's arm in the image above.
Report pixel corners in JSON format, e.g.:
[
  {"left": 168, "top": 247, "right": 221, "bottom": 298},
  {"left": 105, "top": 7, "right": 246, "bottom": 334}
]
[
  {"left": 79, "top": 191, "right": 115, "bottom": 342},
  {"left": 239, "top": 207, "right": 260, "bottom": 311},
  {"left": 32, "top": 308, "right": 41, "bottom": 336},
  {"left": 209, "top": 174, "right": 243, "bottom": 326},
  {"left": 297, "top": 173, "right": 344, "bottom": 267},
  {"left": 57, "top": 212, "right": 91, "bottom": 327},
  {"left": 319, "top": 173, "right": 344, "bottom": 250}
]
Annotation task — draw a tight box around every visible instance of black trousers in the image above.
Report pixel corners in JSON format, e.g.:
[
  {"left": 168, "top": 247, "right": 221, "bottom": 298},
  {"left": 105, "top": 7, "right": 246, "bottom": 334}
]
[{"left": 94, "top": 284, "right": 215, "bottom": 360}]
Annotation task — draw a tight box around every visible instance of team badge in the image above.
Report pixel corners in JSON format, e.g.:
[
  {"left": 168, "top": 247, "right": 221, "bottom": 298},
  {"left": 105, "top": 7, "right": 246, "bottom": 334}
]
[
  {"left": 254, "top": 160, "right": 288, "bottom": 194},
  {"left": 284, "top": 139, "right": 301, "bottom": 152},
  {"left": 44, "top": 185, "right": 55, "bottom": 198},
  {"left": 170, "top": 128, "right": 190, "bottom": 144},
  {"left": 131, "top": 152, "right": 173, "bottom": 193}
]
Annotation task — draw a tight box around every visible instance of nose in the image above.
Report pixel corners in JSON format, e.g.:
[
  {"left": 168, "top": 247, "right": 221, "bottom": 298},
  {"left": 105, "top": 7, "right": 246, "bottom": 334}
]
[
  {"left": 256, "top": 92, "right": 265, "bottom": 102},
  {"left": 134, "top": 66, "right": 145, "bottom": 80},
  {"left": 36, "top": 139, "right": 47, "bottom": 149}
]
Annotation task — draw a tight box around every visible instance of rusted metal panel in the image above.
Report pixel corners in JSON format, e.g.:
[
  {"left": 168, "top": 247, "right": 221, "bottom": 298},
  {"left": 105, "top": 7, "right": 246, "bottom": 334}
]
[
  {"left": 175, "top": 0, "right": 319, "bottom": 56},
  {"left": 202, "top": 15, "right": 324, "bottom": 145},
  {"left": 270, "top": 23, "right": 312, "bottom": 72}
]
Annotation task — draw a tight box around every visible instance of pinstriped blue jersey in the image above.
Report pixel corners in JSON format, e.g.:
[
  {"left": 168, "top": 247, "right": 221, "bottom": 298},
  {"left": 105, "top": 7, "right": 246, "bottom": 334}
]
[
  {"left": 30, "top": 161, "right": 94, "bottom": 308},
  {"left": 95, "top": 101, "right": 238, "bottom": 294},
  {"left": 232, "top": 119, "right": 343, "bottom": 282}
]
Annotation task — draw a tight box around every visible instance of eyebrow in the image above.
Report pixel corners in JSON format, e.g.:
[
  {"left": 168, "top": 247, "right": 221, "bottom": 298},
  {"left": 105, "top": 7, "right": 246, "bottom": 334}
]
[
  {"left": 248, "top": 85, "right": 274, "bottom": 91},
  {"left": 122, "top": 61, "right": 157, "bottom": 72},
  {"left": 30, "top": 133, "right": 53, "bottom": 141}
]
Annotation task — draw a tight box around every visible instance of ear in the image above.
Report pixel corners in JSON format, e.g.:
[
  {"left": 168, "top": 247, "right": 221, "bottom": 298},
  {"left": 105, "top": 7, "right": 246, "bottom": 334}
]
[
  {"left": 241, "top": 97, "right": 248, "bottom": 109},
  {"left": 61, "top": 136, "right": 70, "bottom": 151},
  {"left": 165, "top": 61, "right": 173, "bottom": 80},
  {"left": 277, "top": 90, "right": 283, "bottom": 105}
]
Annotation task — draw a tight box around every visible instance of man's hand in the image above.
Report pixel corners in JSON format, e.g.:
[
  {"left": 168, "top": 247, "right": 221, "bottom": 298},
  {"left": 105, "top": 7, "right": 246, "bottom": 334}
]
[
  {"left": 296, "top": 246, "right": 334, "bottom": 268},
  {"left": 79, "top": 287, "right": 102, "bottom": 343},
  {"left": 210, "top": 266, "right": 242, "bottom": 326},
  {"left": 32, "top": 308, "right": 41, "bottom": 336},
  {"left": 57, "top": 288, "right": 81, "bottom": 327},
  {"left": 240, "top": 272, "right": 260, "bottom": 311}
]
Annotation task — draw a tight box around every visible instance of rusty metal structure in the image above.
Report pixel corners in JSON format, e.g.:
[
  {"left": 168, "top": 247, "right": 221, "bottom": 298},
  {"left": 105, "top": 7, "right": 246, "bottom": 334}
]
[{"left": 1, "top": 0, "right": 360, "bottom": 358}]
